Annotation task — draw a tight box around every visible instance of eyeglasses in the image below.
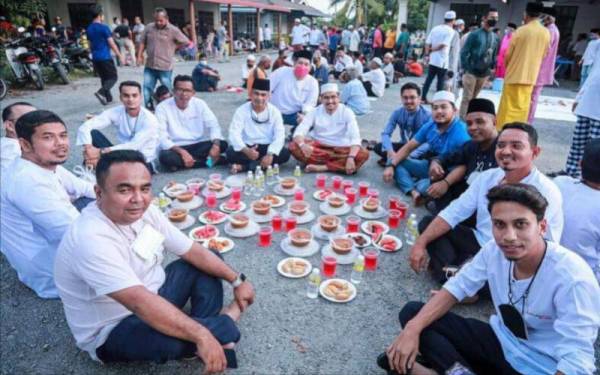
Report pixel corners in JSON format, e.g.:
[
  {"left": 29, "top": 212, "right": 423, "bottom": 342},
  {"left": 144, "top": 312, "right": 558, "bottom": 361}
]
[{"left": 250, "top": 109, "right": 270, "bottom": 124}]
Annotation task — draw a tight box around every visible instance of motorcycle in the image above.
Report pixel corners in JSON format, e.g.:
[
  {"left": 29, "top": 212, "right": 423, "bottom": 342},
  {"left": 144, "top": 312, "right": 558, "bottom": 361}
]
[
  {"left": 29, "top": 35, "right": 70, "bottom": 84},
  {"left": 0, "top": 78, "right": 7, "bottom": 100},
  {"left": 3, "top": 28, "right": 45, "bottom": 90},
  {"left": 60, "top": 40, "right": 93, "bottom": 74}
]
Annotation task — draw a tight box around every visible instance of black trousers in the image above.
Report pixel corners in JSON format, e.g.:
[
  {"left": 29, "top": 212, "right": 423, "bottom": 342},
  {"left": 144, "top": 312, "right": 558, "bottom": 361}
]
[
  {"left": 418, "top": 215, "right": 480, "bottom": 284},
  {"left": 225, "top": 144, "right": 291, "bottom": 171},
  {"left": 421, "top": 64, "right": 447, "bottom": 101},
  {"left": 90, "top": 130, "right": 155, "bottom": 173},
  {"left": 93, "top": 59, "right": 118, "bottom": 101},
  {"left": 362, "top": 80, "right": 377, "bottom": 97},
  {"left": 399, "top": 301, "right": 520, "bottom": 375},
  {"left": 373, "top": 142, "right": 404, "bottom": 162},
  {"left": 159, "top": 140, "right": 228, "bottom": 171}
]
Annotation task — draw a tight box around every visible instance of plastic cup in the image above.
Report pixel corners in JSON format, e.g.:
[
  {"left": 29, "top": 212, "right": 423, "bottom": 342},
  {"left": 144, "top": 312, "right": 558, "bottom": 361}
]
[
  {"left": 231, "top": 187, "right": 242, "bottom": 201},
  {"left": 332, "top": 176, "right": 343, "bottom": 190},
  {"left": 358, "top": 181, "right": 370, "bottom": 197},
  {"left": 272, "top": 214, "right": 283, "bottom": 231},
  {"left": 363, "top": 247, "right": 380, "bottom": 271},
  {"left": 316, "top": 174, "right": 327, "bottom": 189},
  {"left": 322, "top": 255, "right": 337, "bottom": 278},
  {"left": 345, "top": 187, "right": 357, "bottom": 205},
  {"left": 206, "top": 191, "right": 217, "bottom": 208},
  {"left": 258, "top": 226, "right": 273, "bottom": 247},
  {"left": 342, "top": 179, "right": 353, "bottom": 191},
  {"left": 346, "top": 215, "right": 361, "bottom": 233},
  {"left": 367, "top": 188, "right": 380, "bottom": 199},
  {"left": 388, "top": 209, "right": 401, "bottom": 229},
  {"left": 388, "top": 194, "right": 402, "bottom": 210},
  {"left": 397, "top": 201, "right": 408, "bottom": 219},
  {"left": 285, "top": 215, "right": 297, "bottom": 232},
  {"left": 187, "top": 183, "right": 201, "bottom": 196},
  {"left": 294, "top": 187, "right": 305, "bottom": 201},
  {"left": 209, "top": 173, "right": 222, "bottom": 182}
]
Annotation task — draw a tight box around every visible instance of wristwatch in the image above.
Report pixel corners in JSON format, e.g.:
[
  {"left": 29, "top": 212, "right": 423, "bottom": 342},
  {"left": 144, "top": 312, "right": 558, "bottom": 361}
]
[
  {"left": 231, "top": 273, "right": 247, "bottom": 288},
  {"left": 386, "top": 159, "right": 396, "bottom": 167}
]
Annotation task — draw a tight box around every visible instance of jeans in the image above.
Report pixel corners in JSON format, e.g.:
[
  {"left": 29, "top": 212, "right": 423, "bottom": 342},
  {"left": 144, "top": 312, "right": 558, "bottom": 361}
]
[
  {"left": 96, "top": 259, "right": 240, "bottom": 363},
  {"left": 282, "top": 112, "right": 301, "bottom": 135},
  {"left": 393, "top": 158, "right": 430, "bottom": 194},
  {"left": 73, "top": 197, "right": 95, "bottom": 212},
  {"left": 159, "top": 140, "right": 228, "bottom": 171},
  {"left": 421, "top": 64, "right": 447, "bottom": 101},
  {"left": 143, "top": 67, "right": 173, "bottom": 109},
  {"left": 93, "top": 60, "right": 118, "bottom": 102},
  {"left": 225, "top": 144, "right": 291, "bottom": 171}
]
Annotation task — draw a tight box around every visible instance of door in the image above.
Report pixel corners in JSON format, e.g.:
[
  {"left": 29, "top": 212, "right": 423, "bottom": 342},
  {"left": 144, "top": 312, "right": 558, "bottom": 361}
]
[
  {"left": 120, "top": 0, "right": 143, "bottom": 24},
  {"left": 198, "top": 11, "right": 214, "bottom": 39},
  {"left": 450, "top": 3, "right": 490, "bottom": 27},
  {"left": 166, "top": 8, "right": 185, "bottom": 29},
  {"left": 68, "top": 3, "right": 95, "bottom": 31}
]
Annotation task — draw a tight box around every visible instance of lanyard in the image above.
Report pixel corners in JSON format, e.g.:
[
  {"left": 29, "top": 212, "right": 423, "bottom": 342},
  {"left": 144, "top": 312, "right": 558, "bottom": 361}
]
[
  {"left": 126, "top": 111, "right": 140, "bottom": 138},
  {"left": 507, "top": 240, "right": 547, "bottom": 314}
]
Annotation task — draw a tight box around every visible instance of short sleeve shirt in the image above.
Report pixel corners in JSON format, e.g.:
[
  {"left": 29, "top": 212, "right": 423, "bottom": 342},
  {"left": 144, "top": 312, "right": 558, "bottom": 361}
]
[
  {"left": 426, "top": 24, "right": 455, "bottom": 69},
  {"left": 142, "top": 23, "right": 189, "bottom": 71},
  {"left": 413, "top": 117, "right": 470, "bottom": 157},
  {"left": 87, "top": 22, "right": 112, "bottom": 61}
]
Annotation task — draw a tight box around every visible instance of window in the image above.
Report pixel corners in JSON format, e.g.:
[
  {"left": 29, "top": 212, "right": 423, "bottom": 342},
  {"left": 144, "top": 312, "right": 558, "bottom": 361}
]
[
  {"left": 450, "top": 3, "right": 490, "bottom": 26},
  {"left": 165, "top": 8, "right": 185, "bottom": 29},
  {"left": 246, "top": 14, "right": 256, "bottom": 38}
]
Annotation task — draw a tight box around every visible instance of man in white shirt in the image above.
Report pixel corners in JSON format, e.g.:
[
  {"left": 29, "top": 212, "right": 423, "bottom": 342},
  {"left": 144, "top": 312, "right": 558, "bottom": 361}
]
[
  {"left": 411, "top": 123, "right": 563, "bottom": 285},
  {"left": 156, "top": 75, "right": 228, "bottom": 172},
  {"left": 333, "top": 48, "right": 353, "bottom": 79},
  {"left": 270, "top": 49, "right": 319, "bottom": 133},
  {"left": 1, "top": 110, "right": 95, "bottom": 299},
  {"left": 382, "top": 52, "right": 395, "bottom": 84},
  {"left": 290, "top": 19, "right": 309, "bottom": 50},
  {"left": 1, "top": 101, "right": 35, "bottom": 172},
  {"left": 289, "top": 83, "right": 369, "bottom": 174},
  {"left": 349, "top": 27, "right": 361, "bottom": 53},
  {"left": 54, "top": 150, "right": 255, "bottom": 371},
  {"left": 226, "top": 78, "right": 290, "bottom": 173},
  {"left": 263, "top": 24, "right": 272, "bottom": 49},
  {"left": 380, "top": 183, "right": 600, "bottom": 375},
  {"left": 421, "top": 11, "right": 456, "bottom": 102},
  {"left": 556, "top": 139, "right": 600, "bottom": 282},
  {"left": 308, "top": 24, "right": 325, "bottom": 51},
  {"left": 241, "top": 54, "right": 256, "bottom": 87},
  {"left": 361, "top": 57, "right": 386, "bottom": 97},
  {"left": 77, "top": 81, "right": 160, "bottom": 170}
]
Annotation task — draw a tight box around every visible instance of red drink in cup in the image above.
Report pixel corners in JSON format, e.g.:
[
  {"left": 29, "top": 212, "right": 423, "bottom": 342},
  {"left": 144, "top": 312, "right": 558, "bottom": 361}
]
[
  {"left": 206, "top": 191, "right": 217, "bottom": 208},
  {"left": 294, "top": 187, "right": 305, "bottom": 201},
  {"left": 332, "top": 176, "right": 343, "bottom": 190},
  {"left": 322, "top": 256, "right": 337, "bottom": 277},
  {"left": 272, "top": 214, "right": 283, "bottom": 231},
  {"left": 316, "top": 174, "right": 327, "bottom": 189},
  {"left": 342, "top": 179, "right": 353, "bottom": 191},
  {"left": 363, "top": 248, "right": 380, "bottom": 271},
  {"left": 346, "top": 215, "right": 361, "bottom": 233},
  {"left": 397, "top": 201, "right": 408, "bottom": 219},
  {"left": 258, "top": 226, "right": 273, "bottom": 247},
  {"left": 345, "top": 187, "right": 357, "bottom": 205},
  {"left": 388, "top": 209, "right": 401, "bottom": 229},
  {"left": 231, "top": 187, "right": 242, "bottom": 201},
  {"left": 285, "top": 215, "right": 297, "bottom": 232},
  {"left": 209, "top": 173, "right": 222, "bottom": 182},
  {"left": 367, "top": 188, "right": 380, "bottom": 199},
  {"left": 358, "top": 181, "right": 370, "bottom": 197},
  {"left": 389, "top": 195, "right": 402, "bottom": 210}
]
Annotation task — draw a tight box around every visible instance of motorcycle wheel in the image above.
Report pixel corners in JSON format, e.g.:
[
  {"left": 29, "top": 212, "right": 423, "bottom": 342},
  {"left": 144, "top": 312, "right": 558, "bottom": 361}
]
[
  {"left": 82, "top": 59, "right": 94, "bottom": 74},
  {"left": 54, "top": 63, "right": 70, "bottom": 84},
  {"left": 32, "top": 68, "right": 45, "bottom": 90},
  {"left": 0, "top": 79, "right": 7, "bottom": 100}
]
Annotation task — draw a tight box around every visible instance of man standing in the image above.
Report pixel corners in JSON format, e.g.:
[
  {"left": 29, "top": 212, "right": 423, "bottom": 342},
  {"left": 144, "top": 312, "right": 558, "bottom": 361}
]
[
  {"left": 263, "top": 24, "right": 272, "bottom": 49},
  {"left": 527, "top": 7, "right": 560, "bottom": 124},
  {"left": 1, "top": 102, "right": 35, "bottom": 172},
  {"left": 349, "top": 25, "right": 361, "bottom": 53},
  {"left": 372, "top": 24, "right": 384, "bottom": 58},
  {"left": 227, "top": 79, "right": 290, "bottom": 173},
  {"left": 290, "top": 19, "right": 309, "bottom": 51},
  {"left": 308, "top": 24, "right": 325, "bottom": 51},
  {"left": 341, "top": 26, "right": 352, "bottom": 50},
  {"left": 496, "top": 2, "right": 549, "bottom": 129},
  {"left": 55, "top": 150, "right": 255, "bottom": 371},
  {"left": 396, "top": 24, "right": 410, "bottom": 57},
  {"left": 132, "top": 16, "right": 145, "bottom": 52},
  {"left": 156, "top": 75, "right": 227, "bottom": 171},
  {"left": 459, "top": 9, "right": 499, "bottom": 119},
  {"left": 113, "top": 18, "right": 136, "bottom": 66},
  {"left": 289, "top": 83, "right": 369, "bottom": 175},
  {"left": 87, "top": 5, "right": 124, "bottom": 105},
  {"left": 216, "top": 21, "right": 230, "bottom": 63},
  {"left": 421, "top": 11, "right": 455, "bottom": 102},
  {"left": 137, "top": 8, "right": 189, "bottom": 110}
]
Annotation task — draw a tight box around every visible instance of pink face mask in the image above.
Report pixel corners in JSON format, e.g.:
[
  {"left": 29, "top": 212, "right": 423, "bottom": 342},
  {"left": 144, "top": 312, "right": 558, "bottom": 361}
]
[{"left": 294, "top": 65, "right": 310, "bottom": 79}]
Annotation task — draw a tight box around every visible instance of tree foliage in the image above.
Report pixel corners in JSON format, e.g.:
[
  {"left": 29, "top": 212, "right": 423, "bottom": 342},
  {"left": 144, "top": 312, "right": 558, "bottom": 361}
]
[
  {"left": 0, "top": 0, "right": 47, "bottom": 27},
  {"left": 329, "top": 0, "right": 429, "bottom": 30},
  {"left": 407, "top": 0, "right": 429, "bottom": 31}
]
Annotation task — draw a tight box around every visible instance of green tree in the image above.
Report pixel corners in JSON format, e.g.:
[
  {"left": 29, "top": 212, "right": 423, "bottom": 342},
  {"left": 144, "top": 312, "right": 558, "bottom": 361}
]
[
  {"left": 0, "top": 0, "right": 47, "bottom": 27},
  {"left": 407, "top": 0, "right": 429, "bottom": 31},
  {"left": 330, "top": 0, "right": 385, "bottom": 26}
]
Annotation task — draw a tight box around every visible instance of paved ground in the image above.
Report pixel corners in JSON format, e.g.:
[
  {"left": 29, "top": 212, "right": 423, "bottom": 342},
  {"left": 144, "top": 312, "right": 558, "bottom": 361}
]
[{"left": 1, "top": 54, "right": 598, "bottom": 374}]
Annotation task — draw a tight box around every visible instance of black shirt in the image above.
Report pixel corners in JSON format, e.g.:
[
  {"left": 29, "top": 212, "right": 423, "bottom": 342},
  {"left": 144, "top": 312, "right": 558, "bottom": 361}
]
[
  {"left": 114, "top": 25, "right": 130, "bottom": 39},
  {"left": 435, "top": 138, "right": 498, "bottom": 181}
]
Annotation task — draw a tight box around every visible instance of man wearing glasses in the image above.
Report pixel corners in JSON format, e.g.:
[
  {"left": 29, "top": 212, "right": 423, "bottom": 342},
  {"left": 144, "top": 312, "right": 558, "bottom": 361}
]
[
  {"left": 226, "top": 78, "right": 290, "bottom": 174},
  {"left": 156, "top": 75, "right": 228, "bottom": 172}
]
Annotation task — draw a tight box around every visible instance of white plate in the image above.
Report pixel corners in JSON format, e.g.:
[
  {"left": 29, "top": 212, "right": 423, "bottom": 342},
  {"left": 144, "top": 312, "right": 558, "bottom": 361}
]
[
  {"left": 373, "top": 234, "right": 403, "bottom": 253},
  {"left": 361, "top": 220, "right": 390, "bottom": 236},
  {"left": 345, "top": 232, "right": 371, "bottom": 248},
  {"left": 203, "top": 236, "right": 235, "bottom": 254},
  {"left": 171, "top": 195, "right": 203, "bottom": 211},
  {"left": 198, "top": 210, "right": 229, "bottom": 225},
  {"left": 245, "top": 208, "right": 278, "bottom": 224},
  {"left": 319, "top": 201, "right": 352, "bottom": 216},
  {"left": 312, "top": 189, "right": 335, "bottom": 201},
  {"left": 277, "top": 257, "right": 313, "bottom": 278},
  {"left": 280, "top": 237, "right": 320, "bottom": 257},
  {"left": 163, "top": 183, "right": 188, "bottom": 198},
  {"left": 167, "top": 215, "right": 195, "bottom": 230},
  {"left": 261, "top": 194, "right": 286, "bottom": 208},
  {"left": 310, "top": 223, "right": 346, "bottom": 240},
  {"left": 319, "top": 279, "right": 357, "bottom": 303},
  {"left": 188, "top": 225, "right": 220, "bottom": 242},
  {"left": 224, "top": 174, "right": 246, "bottom": 188},
  {"left": 321, "top": 244, "right": 359, "bottom": 265},
  {"left": 185, "top": 178, "right": 206, "bottom": 188},
  {"left": 201, "top": 186, "right": 232, "bottom": 199},
  {"left": 273, "top": 184, "right": 299, "bottom": 196},
  {"left": 280, "top": 209, "right": 316, "bottom": 224},
  {"left": 223, "top": 221, "right": 260, "bottom": 238},
  {"left": 353, "top": 204, "right": 388, "bottom": 219},
  {"left": 219, "top": 200, "right": 247, "bottom": 214},
  {"left": 152, "top": 196, "right": 172, "bottom": 207}
]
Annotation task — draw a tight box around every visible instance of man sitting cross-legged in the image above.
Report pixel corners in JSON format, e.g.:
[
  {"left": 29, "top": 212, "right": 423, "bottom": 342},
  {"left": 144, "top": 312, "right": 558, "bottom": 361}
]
[
  {"left": 156, "top": 75, "right": 228, "bottom": 171},
  {"left": 1, "top": 101, "right": 36, "bottom": 173},
  {"left": 77, "top": 81, "right": 160, "bottom": 170},
  {"left": 379, "top": 183, "right": 600, "bottom": 375},
  {"left": 1, "top": 110, "right": 95, "bottom": 299},
  {"left": 226, "top": 78, "right": 290, "bottom": 173},
  {"left": 54, "top": 150, "right": 255, "bottom": 373},
  {"left": 289, "top": 83, "right": 369, "bottom": 175}
]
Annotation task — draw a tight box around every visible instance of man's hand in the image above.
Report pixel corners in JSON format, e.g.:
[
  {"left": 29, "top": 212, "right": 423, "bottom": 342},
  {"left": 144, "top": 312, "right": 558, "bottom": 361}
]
[
  {"left": 296, "top": 113, "right": 305, "bottom": 124},
  {"left": 429, "top": 160, "right": 445, "bottom": 181},
  {"left": 345, "top": 157, "right": 357, "bottom": 175},
  {"left": 195, "top": 333, "right": 227, "bottom": 374},
  {"left": 383, "top": 166, "right": 395, "bottom": 183},
  {"left": 260, "top": 153, "right": 274, "bottom": 169},
  {"left": 209, "top": 143, "right": 221, "bottom": 164},
  {"left": 118, "top": 54, "right": 126, "bottom": 66},
  {"left": 426, "top": 180, "right": 448, "bottom": 199},
  {"left": 136, "top": 55, "right": 144, "bottom": 66},
  {"left": 177, "top": 148, "right": 196, "bottom": 168},
  {"left": 572, "top": 101, "right": 578, "bottom": 113},
  {"left": 386, "top": 326, "right": 421, "bottom": 374},
  {"left": 409, "top": 242, "right": 429, "bottom": 273},
  {"left": 244, "top": 146, "right": 260, "bottom": 161},
  {"left": 233, "top": 281, "right": 255, "bottom": 312},
  {"left": 83, "top": 145, "right": 101, "bottom": 166},
  {"left": 300, "top": 143, "right": 313, "bottom": 159}
]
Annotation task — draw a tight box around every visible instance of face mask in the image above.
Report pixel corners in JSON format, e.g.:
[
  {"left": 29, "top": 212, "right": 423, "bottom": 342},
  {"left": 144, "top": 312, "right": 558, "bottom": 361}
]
[
  {"left": 294, "top": 65, "right": 310, "bottom": 79},
  {"left": 486, "top": 19, "right": 497, "bottom": 27}
]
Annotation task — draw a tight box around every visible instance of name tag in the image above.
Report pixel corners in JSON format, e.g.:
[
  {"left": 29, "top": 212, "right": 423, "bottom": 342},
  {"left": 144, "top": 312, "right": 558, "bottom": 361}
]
[{"left": 132, "top": 225, "right": 165, "bottom": 261}]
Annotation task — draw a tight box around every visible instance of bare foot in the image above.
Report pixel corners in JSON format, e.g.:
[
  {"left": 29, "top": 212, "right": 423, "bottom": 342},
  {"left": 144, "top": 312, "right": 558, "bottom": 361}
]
[
  {"left": 230, "top": 163, "right": 243, "bottom": 174},
  {"left": 221, "top": 301, "right": 242, "bottom": 322},
  {"left": 411, "top": 361, "right": 438, "bottom": 375},
  {"left": 411, "top": 190, "right": 422, "bottom": 205},
  {"left": 305, "top": 164, "right": 328, "bottom": 173}
]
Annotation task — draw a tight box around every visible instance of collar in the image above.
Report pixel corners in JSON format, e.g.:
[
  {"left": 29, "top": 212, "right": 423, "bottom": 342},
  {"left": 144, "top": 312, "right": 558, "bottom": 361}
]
[{"left": 19, "top": 157, "right": 58, "bottom": 176}]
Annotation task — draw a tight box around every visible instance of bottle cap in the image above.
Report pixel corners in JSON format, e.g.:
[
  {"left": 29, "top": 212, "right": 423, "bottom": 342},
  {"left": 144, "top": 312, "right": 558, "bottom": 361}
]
[{"left": 311, "top": 268, "right": 320, "bottom": 275}]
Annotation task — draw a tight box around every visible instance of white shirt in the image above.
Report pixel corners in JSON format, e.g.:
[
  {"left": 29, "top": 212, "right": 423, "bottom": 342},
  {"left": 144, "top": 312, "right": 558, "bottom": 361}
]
[
  {"left": 439, "top": 167, "right": 563, "bottom": 246},
  {"left": 448, "top": 29, "right": 460, "bottom": 72},
  {"left": 581, "top": 38, "right": 599, "bottom": 66},
  {"left": 264, "top": 26, "right": 272, "bottom": 41},
  {"left": 352, "top": 59, "right": 364, "bottom": 75},
  {"left": 0, "top": 158, "right": 95, "bottom": 298},
  {"left": 350, "top": 30, "right": 361, "bottom": 52},
  {"left": 295, "top": 104, "right": 361, "bottom": 147},
  {"left": 270, "top": 66, "right": 319, "bottom": 115},
  {"left": 362, "top": 68, "right": 386, "bottom": 97},
  {"left": 258, "top": 27, "right": 263, "bottom": 42},
  {"left": 228, "top": 102, "right": 285, "bottom": 155},
  {"left": 155, "top": 97, "right": 223, "bottom": 150},
  {"left": 290, "top": 25, "right": 309, "bottom": 45},
  {"left": 382, "top": 63, "right": 394, "bottom": 83},
  {"left": 76, "top": 105, "right": 160, "bottom": 163},
  {"left": 426, "top": 24, "right": 455, "bottom": 69},
  {"left": 444, "top": 241, "right": 600, "bottom": 375},
  {"left": 309, "top": 29, "right": 325, "bottom": 46},
  {"left": 555, "top": 176, "right": 600, "bottom": 281},
  {"left": 54, "top": 203, "right": 193, "bottom": 361},
  {"left": 334, "top": 54, "right": 353, "bottom": 72},
  {"left": 575, "top": 42, "right": 600, "bottom": 121},
  {"left": 0, "top": 137, "right": 20, "bottom": 173}
]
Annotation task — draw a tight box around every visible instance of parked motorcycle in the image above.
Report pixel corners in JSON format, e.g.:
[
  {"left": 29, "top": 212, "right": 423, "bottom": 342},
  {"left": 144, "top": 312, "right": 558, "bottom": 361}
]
[
  {"left": 0, "top": 78, "right": 7, "bottom": 100},
  {"left": 3, "top": 28, "right": 45, "bottom": 90},
  {"left": 60, "top": 40, "right": 93, "bottom": 74},
  {"left": 29, "top": 36, "right": 70, "bottom": 84}
]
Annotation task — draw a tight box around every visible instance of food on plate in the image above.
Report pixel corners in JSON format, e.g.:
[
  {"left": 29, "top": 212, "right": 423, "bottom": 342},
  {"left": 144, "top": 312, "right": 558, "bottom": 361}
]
[
  {"left": 166, "top": 180, "right": 178, "bottom": 188},
  {"left": 262, "top": 194, "right": 282, "bottom": 206},
  {"left": 207, "top": 180, "right": 224, "bottom": 192},
  {"left": 223, "top": 199, "right": 242, "bottom": 211},
  {"left": 176, "top": 191, "right": 194, "bottom": 203},
  {"left": 202, "top": 210, "right": 226, "bottom": 223},
  {"left": 317, "top": 189, "right": 333, "bottom": 200},
  {"left": 364, "top": 221, "right": 386, "bottom": 235},
  {"left": 324, "top": 280, "right": 352, "bottom": 301},
  {"left": 289, "top": 201, "right": 308, "bottom": 216},
  {"left": 362, "top": 197, "right": 380, "bottom": 212},
  {"left": 349, "top": 234, "right": 368, "bottom": 247},
  {"left": 230, "top": 213, "right": 249, "bottom": 229},
  {"left": 252, "top": 200, "right": 271, "bottom": 215},
  {"left": 331, "top": 237, "right": 353, "bottom": 255},
  {"left": 378, "top": 236, "right": 398, "bottom": 251},
  {"left": 327, "top": 194, "right": 345, "bottom": 208},
  {"left": 319, "top": 215, "right": 340, "bottom": 232},
  {"left": 206, "top": 238, "right": 231, "bottom": 252},
  {"left": 192, "top": 225, "right": 218, "bottom": 240},
  {"left": 280, "top": 177, "right": 297, "bottom": 190},
  {"left": 282, "top": 259, "right": 308, "bottom": 275},
  {"left": 168, "top": 208, "right": 188, "bottom": 223},
  {"left": 289, "top": 228, "right": 312, "bottom": 247},
  {"left": 186, "top": 178, "right": 205, "bottom": 186}
]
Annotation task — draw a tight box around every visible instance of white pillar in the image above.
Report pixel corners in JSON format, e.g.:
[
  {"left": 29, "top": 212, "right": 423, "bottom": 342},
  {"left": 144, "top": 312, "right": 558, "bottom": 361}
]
[{"left": 396, "top": 0, "right": 408, "bottom": 35}]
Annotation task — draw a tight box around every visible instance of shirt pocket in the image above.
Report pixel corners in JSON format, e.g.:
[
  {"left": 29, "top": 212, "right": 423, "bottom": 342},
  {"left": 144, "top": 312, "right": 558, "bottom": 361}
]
[{"left": 524, "top": 308, "right": 554, "bottom": 331}]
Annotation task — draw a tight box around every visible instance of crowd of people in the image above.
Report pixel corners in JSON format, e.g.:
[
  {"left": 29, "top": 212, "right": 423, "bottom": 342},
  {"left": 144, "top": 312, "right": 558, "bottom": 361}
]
[{"left": 1, "top": 2, "right": 600, "bottom": 375}]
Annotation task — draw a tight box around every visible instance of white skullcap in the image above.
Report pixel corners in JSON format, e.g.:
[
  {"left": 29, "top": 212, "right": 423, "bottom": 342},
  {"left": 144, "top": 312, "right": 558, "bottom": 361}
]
[
  {"left": 444, "top": 10, "right": 456, "bottom": 20},
  {"left": 247, "top": 54, "right": 256, "bottom": 61},
  {"left": 455, "top": 19, "right": 465, "bottom": 25},
  {"left": 371, "top": 57, "right": 383, "bottom": 67},
  {"left": 320, "top": 83, "right": 339, "bottom": 94},
  {"left": 349, "top": 25, "right": 354, "bottom": 29},
  {"left": 294, "top": 18, "right": 300, "bottom": 22},
  {"left": 432, "top": 90, "right": 456, "bottom": 105}
]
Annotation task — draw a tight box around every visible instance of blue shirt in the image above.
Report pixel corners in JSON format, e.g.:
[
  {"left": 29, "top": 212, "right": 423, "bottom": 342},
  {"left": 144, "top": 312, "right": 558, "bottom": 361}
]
[
  {"left": 329, "top": 34, "right": 340, "bottom": 51},
  {"left": 413, "top": 116, "right": 470, "bottom": 158},
  {"left": 86, "top": 22, "right": 112, "bottom": 61},
  {"left": 312, "top": 65, "right": 329, "bottom": 86},
  {"left": 340, "top": 79, "right": 370, "bottom": 116},
  {"left": 380, "top": 105, "right": 431, "bottom": 151}
]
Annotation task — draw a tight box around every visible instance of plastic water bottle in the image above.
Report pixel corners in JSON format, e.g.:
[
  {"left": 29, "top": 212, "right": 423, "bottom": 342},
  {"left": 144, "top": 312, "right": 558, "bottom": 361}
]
[
  {"left": 294, "top": 165, "right": 302, "bottom": 178},
  {"left": 306, "top": 268, "right": 321, "bottom": 299},
  {"left": 350, "top": 254, "right": 365, "bottom": 284},
  {"left": 273, "top": 163, "right": 280, "bottom": 180},
  {"left": 253, "top": 171, "right": 262, "bottom": 197},
  {"left": 405, "top": 214, "right": 418, "bottom": 246},
  {"left": 266, "top": 165, "right": 275, "bottom": 185},
  {"left": 158, "top": 192, "right": 170, "bottom": 211},
  {"left": 244, "top": 171, "right": 254, "bottom": 195},
  {"left": 257, "top": 171, "right": 265, "bottom": 193}
]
